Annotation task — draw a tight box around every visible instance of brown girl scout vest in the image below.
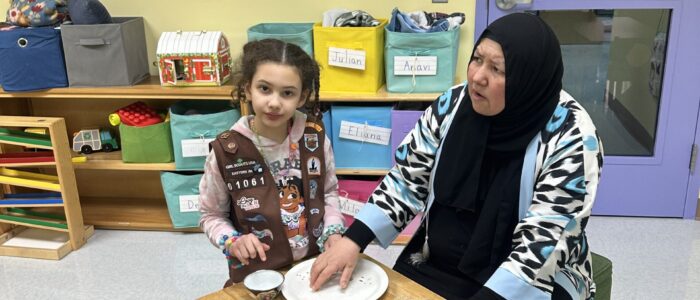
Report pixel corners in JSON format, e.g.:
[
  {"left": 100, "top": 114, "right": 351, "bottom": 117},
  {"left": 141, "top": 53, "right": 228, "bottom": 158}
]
[{"left": 210, "top": 118, "right": 327, "bottom": 285}]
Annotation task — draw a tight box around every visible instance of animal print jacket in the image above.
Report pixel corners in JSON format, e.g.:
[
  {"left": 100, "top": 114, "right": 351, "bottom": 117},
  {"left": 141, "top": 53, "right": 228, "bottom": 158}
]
[{"left": 354, "top": 83, "right": 603, "bottom": 300}]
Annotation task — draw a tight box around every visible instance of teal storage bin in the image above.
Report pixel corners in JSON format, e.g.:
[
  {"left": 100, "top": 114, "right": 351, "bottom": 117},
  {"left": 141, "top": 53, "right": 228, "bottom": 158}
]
[
  {"left": 331, "top": 105, "right": 393, "bottom": 169},
  {"left": 385, "top": 28, "right": 460, "bottom": 93},
  {"left": 160, "top": 172, "right": 203, "bottom": 229},
  {"left": 170, "top": 100, "right": 240, "bottom": 170},
  {"left": 247, "top": 23, "right": 314, "bottom": 56}
]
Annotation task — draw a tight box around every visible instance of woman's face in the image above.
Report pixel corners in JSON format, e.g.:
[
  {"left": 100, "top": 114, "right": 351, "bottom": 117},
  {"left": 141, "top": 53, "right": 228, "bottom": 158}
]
[{"left": 467, "top": 38, "right": 506, "bottom": 116}]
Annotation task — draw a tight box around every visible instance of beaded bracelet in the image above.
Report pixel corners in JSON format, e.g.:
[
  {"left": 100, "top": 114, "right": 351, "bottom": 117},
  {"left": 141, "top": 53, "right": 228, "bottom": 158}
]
[
  {"left": 218, "top": 231, "right": 244, "bottom": 269},
  {"left": 316, "top": 224, "right": 346, "bottom": 252}
]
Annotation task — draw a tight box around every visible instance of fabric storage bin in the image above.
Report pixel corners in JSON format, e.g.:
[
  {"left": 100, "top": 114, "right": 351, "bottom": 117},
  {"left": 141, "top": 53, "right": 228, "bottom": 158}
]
[
  {"left": 61, "top": 17, "right": 149, "bottom": 87},
  {"left": 391, "top": 110, "right": 423, "bottom": 164},
  {"left": 322, "top": 111, "right": 332, "bottom": 146},
  {"left": 247, "top": 23, "right": 314, "bottom": 56},
  {"left": 160, "top": 172, "right": 203, "bottom": 228},
  {"left": 385, "top": 28, "right": 460, "bottom": 93},
  {"left": 170, "top": 100, "right": 240, "bottom": 170},
  {"left": 338, "top": 178, "right": 422, "bottom": 241},
  {"left": 0, "top": 26, "right": 68, "bottom": 92},
  {"left": 313, "top": 20, "right": 387, "bottom": 94},
  {"left": 331, "top": 105, "right": 392, "bottom": 169},
  {"left": 120, "top": 121, "right": 174, "bottom": 163},
  {"left": 337, "top": 179, "right": 381, "bottom": 226}
]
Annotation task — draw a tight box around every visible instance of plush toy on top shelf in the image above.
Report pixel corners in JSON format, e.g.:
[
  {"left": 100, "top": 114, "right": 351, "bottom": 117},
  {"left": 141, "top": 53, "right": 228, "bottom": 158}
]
[{"left": 72, "top": 129, "right": 119, "bottom": 154}]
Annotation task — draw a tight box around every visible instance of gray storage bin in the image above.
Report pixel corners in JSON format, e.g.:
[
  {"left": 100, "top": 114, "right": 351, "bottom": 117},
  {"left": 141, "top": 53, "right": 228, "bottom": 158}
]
[{"left": 61, "top": 17, "right": 149, "bottom": 86}]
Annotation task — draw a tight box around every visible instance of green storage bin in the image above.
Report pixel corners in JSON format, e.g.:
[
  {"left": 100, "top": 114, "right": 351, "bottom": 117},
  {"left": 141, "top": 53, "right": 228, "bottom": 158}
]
[
  {"left": 120, "top": 121, "right": 174, "bottom": 163},
  {"left": 170, "top": 100, "right": 239, "bottom": 170},
  {"left": 160, "top": 172, "right": 203, "bottom": 228},
  {"left": 592, "top": 252, "right": 613, "bottom": 300},
  {"left": 247, "top": 23, "right": 314, "bottom": 56},
  {"left": 385, "top": 28, "right": 460, "bottom": 93}
]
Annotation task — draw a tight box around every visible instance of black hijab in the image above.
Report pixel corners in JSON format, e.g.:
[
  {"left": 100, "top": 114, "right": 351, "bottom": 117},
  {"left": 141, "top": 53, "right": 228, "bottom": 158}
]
[{"left": 432, "top": 13, "right": 564, "bottom": 282}]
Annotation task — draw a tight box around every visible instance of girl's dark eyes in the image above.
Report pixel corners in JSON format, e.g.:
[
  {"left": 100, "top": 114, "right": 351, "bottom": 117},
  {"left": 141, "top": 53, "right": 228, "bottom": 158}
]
[
  {"left": 283, "top": 91, "right": 295, "bottom": 97},
  {"left": 258, "top": 85, "right": 270, "bottom": 92}
]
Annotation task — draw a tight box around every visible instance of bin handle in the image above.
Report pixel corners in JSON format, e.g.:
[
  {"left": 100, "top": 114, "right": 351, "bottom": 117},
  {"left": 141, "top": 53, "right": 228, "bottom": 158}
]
[{"left": 78, "top": 39, "right": 109, "bottom": 46}]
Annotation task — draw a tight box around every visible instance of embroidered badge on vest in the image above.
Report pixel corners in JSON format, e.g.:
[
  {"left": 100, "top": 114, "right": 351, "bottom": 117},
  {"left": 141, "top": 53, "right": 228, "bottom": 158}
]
[
  {"left": 309, "top": 179, "right": 318, "bottom": 200},
  {"left": 306, "top": 156, "right": 321, "bottom": 176},
  {"left": 304, "top": 133, "right": 319, "bottom": 152},
  {"left": 236, "top": 196, "right": 260, "bottom": 211},
  {"left": 305, "top": 122, "right": 323, "bottom": 132}
]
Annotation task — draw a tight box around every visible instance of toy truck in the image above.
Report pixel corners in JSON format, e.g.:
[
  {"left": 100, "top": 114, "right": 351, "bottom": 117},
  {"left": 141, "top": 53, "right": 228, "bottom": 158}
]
[{"left": 72, "top": 129, "right": 119, "bottom": 154}]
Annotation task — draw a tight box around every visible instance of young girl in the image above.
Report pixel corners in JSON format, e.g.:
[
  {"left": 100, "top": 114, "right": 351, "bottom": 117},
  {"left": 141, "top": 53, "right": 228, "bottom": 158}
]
[{"left": 199, "top": 39, "right": 345, "bottom": 287}]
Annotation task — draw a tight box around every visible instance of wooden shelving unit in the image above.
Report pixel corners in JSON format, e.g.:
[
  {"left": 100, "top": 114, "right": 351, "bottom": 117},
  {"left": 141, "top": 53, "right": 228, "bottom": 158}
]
[
  {"left": 0, "top": 76, "right": 437, "bottom": 236},
  {"left": 0, "top": 116, "right": 94, "bottom": 260}
]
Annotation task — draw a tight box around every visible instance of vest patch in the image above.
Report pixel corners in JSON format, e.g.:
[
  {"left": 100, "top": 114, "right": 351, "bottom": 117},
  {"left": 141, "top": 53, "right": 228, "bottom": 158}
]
[
  {"left": 236, "top": 196, "right": 260, "bottom": 211},
  {"left": 309, "top": 179, "right": 318, "bottom": 200},
  {"left": 306, "top": 156, "right": 321, "bottom": 176},
  {"left": 304, "top": 133, "right": 319, "bottom": 152}
]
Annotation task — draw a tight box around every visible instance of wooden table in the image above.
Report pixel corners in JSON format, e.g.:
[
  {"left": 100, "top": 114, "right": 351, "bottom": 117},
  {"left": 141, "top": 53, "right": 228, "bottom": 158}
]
[{"left": 199, "top": 254, "right": 443, "bottom": 299}]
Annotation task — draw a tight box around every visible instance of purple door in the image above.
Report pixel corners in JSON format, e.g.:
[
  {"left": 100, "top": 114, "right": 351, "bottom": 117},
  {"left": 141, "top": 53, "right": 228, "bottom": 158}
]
[{"left": 477, "top": 0, "right": 700, "bottom": 217}]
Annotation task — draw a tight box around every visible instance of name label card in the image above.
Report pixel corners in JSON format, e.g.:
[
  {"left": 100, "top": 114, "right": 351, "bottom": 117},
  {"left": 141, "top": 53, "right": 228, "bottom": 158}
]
[
  {"left": 394, "top": 56, "right": 438, "bottom": 76},
  {"left": 339, "top": 195, "right": 366, "bottom": 216},
  {"left": 181, "top": 138, "right": 214, "bottom": 157},
  {"left": 179, "top": 195, "right": 200, "bottom": 212},
  {"left": 328, "top": 47, "right": 366, "bottom": 70},
  {"left": 339, "top": 120, "right": 391, "bottom": 146}
]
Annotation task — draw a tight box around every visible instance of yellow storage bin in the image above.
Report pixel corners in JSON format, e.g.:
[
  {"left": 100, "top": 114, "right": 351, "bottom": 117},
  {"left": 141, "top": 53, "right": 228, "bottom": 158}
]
[{"left": 313, "top": 20, "right": 387, "bottom": 94}]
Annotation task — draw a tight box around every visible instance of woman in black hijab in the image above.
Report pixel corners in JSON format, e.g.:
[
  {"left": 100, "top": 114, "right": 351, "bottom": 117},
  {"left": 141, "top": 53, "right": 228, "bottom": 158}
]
[{"left": 310, "top": 13, "right": 603, "bottom": 300}]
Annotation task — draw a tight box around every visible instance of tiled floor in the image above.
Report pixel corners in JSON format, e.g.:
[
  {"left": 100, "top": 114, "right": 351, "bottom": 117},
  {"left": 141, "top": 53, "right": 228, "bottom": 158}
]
[{"left": 1, "top": 216, "right": 700, "bottom": 299}]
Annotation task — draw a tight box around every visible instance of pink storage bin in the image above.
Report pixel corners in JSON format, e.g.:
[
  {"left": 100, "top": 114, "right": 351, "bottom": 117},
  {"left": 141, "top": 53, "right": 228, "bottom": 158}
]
[
  {"left": 338, "top": 178, "right": 423, "bottom": 242},
  {"left": 338, "top": 179, "right": 381, "bottom": 226}
]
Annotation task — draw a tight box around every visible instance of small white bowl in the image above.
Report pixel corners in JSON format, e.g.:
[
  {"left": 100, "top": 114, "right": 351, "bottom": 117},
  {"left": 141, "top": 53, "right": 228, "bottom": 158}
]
[{"left": 243, "top": 269, "right": 285, "bottom": 300}]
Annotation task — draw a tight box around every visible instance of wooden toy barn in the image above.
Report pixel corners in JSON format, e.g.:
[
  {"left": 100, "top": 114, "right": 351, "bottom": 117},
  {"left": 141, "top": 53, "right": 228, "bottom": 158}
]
[{"left": 156, "top": 31, "right": 231, "bottom": 86}]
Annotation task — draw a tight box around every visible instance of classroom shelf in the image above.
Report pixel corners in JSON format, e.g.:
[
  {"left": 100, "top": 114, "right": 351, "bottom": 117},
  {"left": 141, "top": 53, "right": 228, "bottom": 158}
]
[
  {"left": 0, "top": 78, "right": 426, "bottom": 233},
  {"left": 0, "top": 77, "right": 235, "bottom": 100}
]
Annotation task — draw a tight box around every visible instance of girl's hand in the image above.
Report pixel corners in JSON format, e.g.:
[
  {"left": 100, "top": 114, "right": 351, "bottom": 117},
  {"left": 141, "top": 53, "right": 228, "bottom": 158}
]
[
  {"left": 229, "top": 233, "right": 270, "bottom": 265},
  {"left": 323, "top": 233, "right": 343, "bottom": 251}
]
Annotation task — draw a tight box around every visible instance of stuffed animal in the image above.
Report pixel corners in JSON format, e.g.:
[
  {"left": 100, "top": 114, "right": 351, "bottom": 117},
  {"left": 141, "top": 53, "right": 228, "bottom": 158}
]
[
  {"left": 5, "top": 0, "right": 68, "bottom": 27},
  {"left": 67, "top": 0, "right": 112, "bottom": 25}
]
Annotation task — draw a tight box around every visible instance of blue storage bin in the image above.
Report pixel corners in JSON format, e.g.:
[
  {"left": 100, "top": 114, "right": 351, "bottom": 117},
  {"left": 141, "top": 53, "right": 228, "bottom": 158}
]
[
  {"left": 384, "top": 28, "right": 460, "bottom": 93},
  {"left": 323, "top": 111, "right": 332, "bottom": 146},
  {"left": 160, "top": 172, "right": 203, "bottom": 229},
  {"left": 170, "top": 100, "right": 240, "bottom": 170},
  {"left": 247, "top": 23, "right": 314, "bottom": 56},
  {"left": 331, "top": 106, "right": 393, "bottom": 169},
  {"left": 0, "top": 26, "right": 68, "bottom": 91}
]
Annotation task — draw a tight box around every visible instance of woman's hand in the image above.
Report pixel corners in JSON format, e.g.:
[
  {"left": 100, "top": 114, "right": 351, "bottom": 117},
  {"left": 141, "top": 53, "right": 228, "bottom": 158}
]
[
  {"left": 309, "top": 236, "right": 361, "bottom": 291},
  {"left": 228, "top": 233, "right": 270, "bottom": 265},
  {"left": 323, "top": 233, "right": 343, "bottom": 251}
]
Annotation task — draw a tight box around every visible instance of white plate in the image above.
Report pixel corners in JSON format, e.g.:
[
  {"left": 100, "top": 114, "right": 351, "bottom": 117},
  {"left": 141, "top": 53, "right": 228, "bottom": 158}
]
[{"left": 281, "top": 257, "right": 389, "bottom": 300}]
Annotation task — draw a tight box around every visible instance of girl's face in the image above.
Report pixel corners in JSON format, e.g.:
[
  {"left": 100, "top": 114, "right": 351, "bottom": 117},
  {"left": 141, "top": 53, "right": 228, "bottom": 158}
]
[
  {"left": 467, "top": 38, "right": 506, "bottom": 116},
  {"left": 246, "top": 62, "right": 306, "bottom": 135}
]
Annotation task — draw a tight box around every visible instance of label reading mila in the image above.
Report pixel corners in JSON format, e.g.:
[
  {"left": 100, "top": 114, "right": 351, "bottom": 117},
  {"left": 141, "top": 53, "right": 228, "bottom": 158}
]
[
  {"left": 328, "top": 47, "right": 366, "bottom": 70},
  {"left": 339, "top": 195, "right": 366, "bottom": 216},
  {"left": 394, "top": 56, "right": 438, "bottom": 76}
]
